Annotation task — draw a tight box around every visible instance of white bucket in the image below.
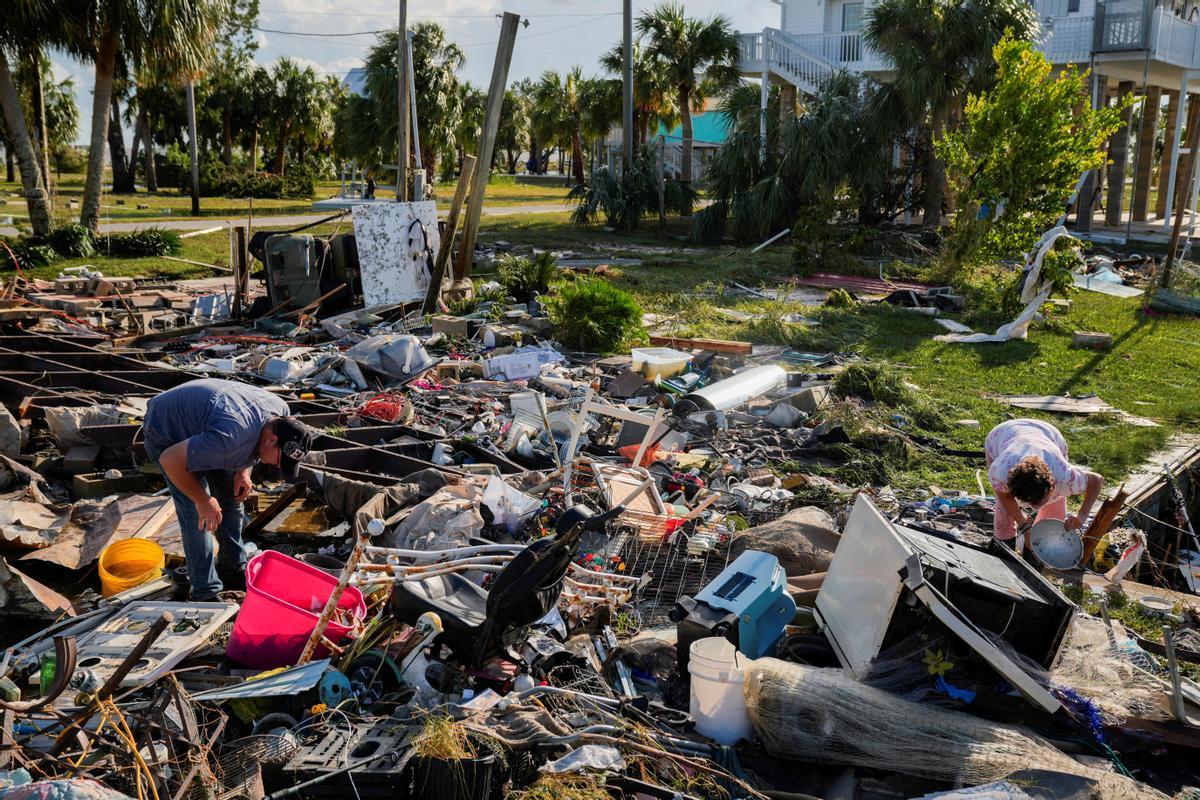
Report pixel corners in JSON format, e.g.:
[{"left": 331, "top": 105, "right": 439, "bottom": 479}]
[{"left": 689, "top": 637, "right": 754, "bottom": 745}]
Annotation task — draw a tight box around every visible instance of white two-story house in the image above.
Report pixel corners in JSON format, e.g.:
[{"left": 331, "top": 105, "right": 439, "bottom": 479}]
[{"left": 738, "top": 0, "right": 1200, "bottom": 236}]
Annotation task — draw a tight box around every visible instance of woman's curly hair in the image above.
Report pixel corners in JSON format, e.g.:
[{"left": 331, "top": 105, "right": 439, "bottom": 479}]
[{"left": 1008, "top": 456, "right": 1055, "bottom": 506}]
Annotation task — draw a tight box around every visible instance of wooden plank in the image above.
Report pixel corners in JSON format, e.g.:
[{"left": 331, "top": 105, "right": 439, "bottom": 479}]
[
  {"left": 422, "top": 155, "right": 476, "bottom": 314},
  {"left": 454, "top": 13, "right": 520, "bottom": 281},
  {"left": 648, "top": 334, "right": 752, "bottom": 355}
]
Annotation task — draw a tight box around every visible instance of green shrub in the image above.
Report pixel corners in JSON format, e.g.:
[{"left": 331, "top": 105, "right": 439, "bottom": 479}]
[
  {"left": 45, "top": 224, "right": 96, "bottom": 258},
  {"left": 497, "top": 251, "right": 558, "bottom": 301},
  {"left": 0, "top": 237, "right": 59, "bottom": 271},
  {"left": 96, "top": 228, "right": 183, "bottom": 257},
  {"left": 569, "top": 145, "right": 695, "bottom": 231},
  {"left": 157, "top": 143, "right": 191, "bottom": 190},
  {"left": 833, "top": 361, "right": 946, "bottom": 431},
  {"left": 546, "top": 276, "right": 643, "bottom": 353}
]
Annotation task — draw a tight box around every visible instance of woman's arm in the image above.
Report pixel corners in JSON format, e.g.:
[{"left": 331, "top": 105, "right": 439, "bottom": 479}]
[
  {"left": 996, "top": 488, "right": 1027, "bottom": 530},
  {"left": 1066, "top": 471, "right": 1104, "bottom": 531}
]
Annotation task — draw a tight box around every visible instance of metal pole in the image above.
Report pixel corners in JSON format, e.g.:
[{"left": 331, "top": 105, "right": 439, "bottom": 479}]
[
  {"left": 396, "top": 0, "right": 409, "bottom": 202},
  {"left": 407, "top": 29, "right": 421, "bottom": 173},
  {"left": 623, "top": 0, "right": 634, "bottom": 170},
  {"left": 185, "top": 79, "right": 200, "bottom": 216}
]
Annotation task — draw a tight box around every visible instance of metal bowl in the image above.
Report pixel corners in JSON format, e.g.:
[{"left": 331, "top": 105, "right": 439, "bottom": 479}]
[{"left": 1028, "top": 518, "right": 1083, "bottom": 570}]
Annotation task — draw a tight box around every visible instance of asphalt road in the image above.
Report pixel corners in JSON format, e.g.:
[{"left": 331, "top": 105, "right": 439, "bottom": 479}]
[{"left": 0, "top": 201, "right": 568, "bottom": 237}]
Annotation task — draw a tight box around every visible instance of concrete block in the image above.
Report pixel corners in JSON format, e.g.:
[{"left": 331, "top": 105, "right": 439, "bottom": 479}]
[
  {"left": 73, "top": 470, "right": 148, "bottom": 499},
  {"left": 1071, "top": 330, "right": 1113, "bottom": 350},
  {"left": 431, "top": 315, "right": 470, "bottom": 338},
  {"left": 786, "top": 384, "right": 832, "bottom": 413},
  {"left": 62, "top": 445, "right": 101, "bottom": 474}
]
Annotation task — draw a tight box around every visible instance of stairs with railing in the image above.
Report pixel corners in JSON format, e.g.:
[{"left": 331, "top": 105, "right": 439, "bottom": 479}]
[{"left": 738, "top": 28, "right": 839, "bottom": 95}]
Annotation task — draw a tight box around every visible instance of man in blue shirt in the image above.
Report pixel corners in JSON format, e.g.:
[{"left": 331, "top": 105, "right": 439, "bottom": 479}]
[{"left": 143, "top": 379, "right": 315, "bottom": 600}]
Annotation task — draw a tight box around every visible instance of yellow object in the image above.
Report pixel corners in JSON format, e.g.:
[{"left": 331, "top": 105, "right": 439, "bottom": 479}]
[{"left": 98, "top": 539, "right": 165, "bottom": 597}]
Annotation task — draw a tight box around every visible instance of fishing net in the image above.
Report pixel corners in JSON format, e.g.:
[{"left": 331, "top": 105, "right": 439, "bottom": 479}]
[
  {"left": 860, "top": 614, "right": 1170, "bottom": 726},
  {"left": 743, "top": 658, "right": 1166, "bottom": 800}
]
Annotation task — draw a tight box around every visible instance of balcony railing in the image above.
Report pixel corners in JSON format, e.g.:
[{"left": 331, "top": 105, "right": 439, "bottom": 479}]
[
  {"left": 1036, "top": 15, "right": 1094, "bottom": 63},
  {"left": 789, "top": 32, "right": 889, "bottom": 71}
]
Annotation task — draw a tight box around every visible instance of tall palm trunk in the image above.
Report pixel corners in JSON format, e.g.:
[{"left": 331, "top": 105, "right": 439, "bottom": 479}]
[
  {"left": 142, "top": 115, "right": 158, "bottom": 192},
  {"left": 81, "top": 28, "right": 119, "bottom": 233},
  {"left": 527, "top": 132, "right": 538, "bottom": 173},
  {"left": 24, "top": 49, "right": 52, "bottom": 195},
  {"left": 248, "top": 125, "right": 259, "bottom": 173},
  {"left": 273, "top": 122, "right": 289, "bottom": 177},
  {"left": 221, "top": 112, "right": 233, "bottom": 165},
  {"left": 0, "top": 53, "right": 51, "bottom": 236},
  {"left": 678, "top": 85, "right": 694, "bottom": 215},
  {"left": 129, "top": 105, "right": 145, "bottom": 186},
  {"left": 570, "top": 125, "right": 585, "bottom": 185},
  {"left": 922, "top": 107, "right": 948, "bottom": 229},
  {"left": 108, "top": 96, "right": 134, "bottom": 193}
]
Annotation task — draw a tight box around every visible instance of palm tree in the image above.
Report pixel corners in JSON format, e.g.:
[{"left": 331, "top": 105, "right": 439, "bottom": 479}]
[
  {"left": 75, "top": 0, "right": 226, "bottom": 232},
  {"left": 0, "top": 0, "right": 63, "bottom": 235},
  {"left": 600, "top": 41, "right": 678, "bottom": 149},
  {"left": 636, "top": 2, "right": 739, "bottom": 191},
  {"left": 532, "top": 67, "right": 590, "bottom": 185},
  {"left": 267, "top": 58, "right": 321, "bottom": 177},
  {"left": 497, "top": 88, "right": 530, "bottom": 174},
  {"left": 864, "top": 0, "right": 1037, "bottom": 228},
  {"left": 334, "top": 24, "right": 465, "bottom": 182}
]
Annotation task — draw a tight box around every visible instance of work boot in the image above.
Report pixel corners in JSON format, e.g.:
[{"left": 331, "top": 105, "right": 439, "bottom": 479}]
[{"left": 217, "top": 564, "right": 247, "bottom": 592}]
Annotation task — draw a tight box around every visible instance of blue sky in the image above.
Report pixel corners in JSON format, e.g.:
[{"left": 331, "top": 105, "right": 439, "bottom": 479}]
[{"left": 51, "top": 0, "right": 781, "bottom": 145}]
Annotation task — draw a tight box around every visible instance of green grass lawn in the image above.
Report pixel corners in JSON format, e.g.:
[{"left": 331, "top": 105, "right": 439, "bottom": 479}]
[
  {"left": 0, "top": 172, "right": 572, "bottom": 226},
  {"left": 3, "top": 213, "right": 1194, "bottom": 497}
]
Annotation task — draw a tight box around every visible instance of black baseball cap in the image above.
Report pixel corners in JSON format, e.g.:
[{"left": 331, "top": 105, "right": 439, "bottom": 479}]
[{"left": 275, "top": 417, "right": 316, "bottom": 479}]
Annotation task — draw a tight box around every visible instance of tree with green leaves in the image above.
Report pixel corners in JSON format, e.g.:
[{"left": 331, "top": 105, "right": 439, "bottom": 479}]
[
  {"left": 0, "top": 0, "right": 65, "bottom": 235},
  {"left": 864, "top": 0, "right": 1037, "bottom": 229},
  {"left": 532, "top": 67, "right": 589, "bottom": 185},
  {"left": 75, "top": 0, "right": 228, "bottom": 232},
  {"left": 266, "top": 58, "right": 322, "bottom": 177},
  {"left": 635, "top": 2, "right": 739, "bottom": 192},
  {"left": 335, "top": 24, "right": 465, "bottom": 183},
  {"left": 937, "top": 35, "right": 1129, "bottom": 267},
  {"left": 600, "top": 40, "right": 678, "bottom": 149},
  {"left": 497, "top": 88, "right": 530, "bottom": 174}
]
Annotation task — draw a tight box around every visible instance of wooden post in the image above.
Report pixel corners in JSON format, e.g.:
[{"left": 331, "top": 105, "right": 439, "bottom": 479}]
[
  {"left": 1163, "top": 103, "right": 1200, "bottom": 287},
  {"left": 453, "top": 12, "right": 520, "bottom": 282},
  {"left": 658, "top": 134, "right": 666, "bottom": 227},
  {"left": 422, "top": 154, "right": 476, "bottom": 314}
]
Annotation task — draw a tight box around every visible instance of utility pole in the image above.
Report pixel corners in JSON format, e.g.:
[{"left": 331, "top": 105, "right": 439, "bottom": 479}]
[
  {"left": 185, "top": 78, "right": 200, "bottom": 216},
  {"left": 623, "top": 0, "right": 634, "bottom": 171},
  {"left": 454, "top": 12, "right": 521, "bottom": 281},
  {"left": 396, "top": 0, "right": 409, "bottom": 202}
]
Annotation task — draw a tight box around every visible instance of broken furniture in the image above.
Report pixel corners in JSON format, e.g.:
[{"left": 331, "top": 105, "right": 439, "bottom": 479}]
[
  {"left": 389, "top": 503, "right": 624, "bottom": 669},
  {"left": 816, "top": 495, "right": 1075, "bottom": 712}
]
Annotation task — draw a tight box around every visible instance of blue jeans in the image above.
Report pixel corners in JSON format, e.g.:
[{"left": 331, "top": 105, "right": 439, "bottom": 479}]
[{"left": 162, "top": 469, "right": 247, "bottom": 598}]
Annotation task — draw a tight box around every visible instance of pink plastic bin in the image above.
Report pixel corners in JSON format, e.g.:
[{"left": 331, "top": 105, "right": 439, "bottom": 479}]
[{"left": 226, "top": 550, "right": 366, "bottom": 669}]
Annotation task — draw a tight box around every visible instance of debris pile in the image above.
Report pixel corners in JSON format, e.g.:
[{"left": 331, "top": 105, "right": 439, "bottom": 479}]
[{"left": 0, "top": 212, "right": 1198, "bottom": 800}]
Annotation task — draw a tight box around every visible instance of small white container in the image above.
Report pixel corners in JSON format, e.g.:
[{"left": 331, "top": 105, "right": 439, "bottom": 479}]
[
  {"left": 689, "top": 637, "right": 754, "bottom": 745},
  {"left": 631, "top": 347, "right": 691, "bottom": 380}
]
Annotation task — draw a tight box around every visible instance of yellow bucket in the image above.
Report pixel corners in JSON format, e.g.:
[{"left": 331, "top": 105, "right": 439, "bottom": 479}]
[{"left": 98, "top": 539, "right": 165, "bottom": 597}]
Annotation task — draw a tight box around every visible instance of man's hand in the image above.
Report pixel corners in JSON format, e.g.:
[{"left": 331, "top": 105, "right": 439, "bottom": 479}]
[
  {"left": 198, "top": 496, "right": 223, "bottom": 532},
  {"left": 233, "top": 468, "right": 254, "bottom": 502},
  {"left": 1065, "top": 513, "right": 1083, "bottom": 531}
]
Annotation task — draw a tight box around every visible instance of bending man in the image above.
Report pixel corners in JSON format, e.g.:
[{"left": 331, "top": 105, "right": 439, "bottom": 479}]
[
  {"left": 143, "top": 379, "right": 315, "bottom": 600},
  {"left": 985, "top": 418, "right": 1103, "bottom": 547}
]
